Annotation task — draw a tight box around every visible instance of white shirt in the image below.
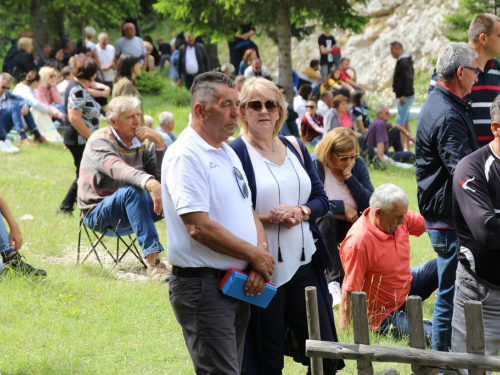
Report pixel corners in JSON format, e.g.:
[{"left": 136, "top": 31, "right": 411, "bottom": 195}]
[
  {"left": 96, "top": 44, "right": 116, "bottom": 82},
  {"left": 317, "top": 100, "right": 330, "bottom": 116},
  {"left": 294, "top": 95, "right": 307, "bottom": 132},
  {"left": 57, "top": 80, "right": 70, "bottom": 101},
  {"left": 161, "top": 126, "right": 256, "bottom": 270},
  {"left": 243, "top": 139, "right": 316, "bottom": 287},
  {"left": 12, "top": 83, "right": 49, "bottom": 114},
  {"left": 184, "top": 46, "right": 199, "bottom": 75},
  {"left": 323, "top": 168, "right": 358, "bottom": 210},
  {"left": 85, "top": 40, "right": 96, "bottom": 52}
]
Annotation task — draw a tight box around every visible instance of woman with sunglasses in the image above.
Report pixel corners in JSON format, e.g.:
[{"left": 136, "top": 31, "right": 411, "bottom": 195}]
[
  {"left": 313, "top": 127, "right": 374, "bottom": 287},
  {"left": 230, "top": 77, "right": 344, "bottom": 374},
  {"left": 36, "top": 67, "right": 65, "bottom": 121},
  {"left": 300, "top": 99, "right": 324, "bottom": 145}
]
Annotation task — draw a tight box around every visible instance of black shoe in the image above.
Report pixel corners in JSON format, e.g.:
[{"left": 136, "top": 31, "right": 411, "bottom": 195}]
[{"left": 5, "top": 253, "right": 47, "bottom": 277}]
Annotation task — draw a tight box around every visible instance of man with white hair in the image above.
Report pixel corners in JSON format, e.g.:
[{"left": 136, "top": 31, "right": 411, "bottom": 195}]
[
  {"left": 77, "top": 95, "right": 170, "bottom": 281},
  {"left": 338, "top": 184, "right": 438, "bottom": 344},
  {"left": 157, "top": 111, "right": 177, "bottom": 146},
  {"left": 96, "top": 32, "right": 116, "bottom": 89},
  {"left": 416, "top": 41, "right": 479, "bottom": 352}
]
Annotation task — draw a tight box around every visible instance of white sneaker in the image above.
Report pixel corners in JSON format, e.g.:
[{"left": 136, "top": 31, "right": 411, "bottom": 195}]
[
  {"left": 4, "top": 139, "right": 19, "bottom": 153},
  {"left": 328, "top": 281, "right": 342, "bottom": 308},
  {"left": 0, "top": 140, "right": 15, "bottom": 153}
]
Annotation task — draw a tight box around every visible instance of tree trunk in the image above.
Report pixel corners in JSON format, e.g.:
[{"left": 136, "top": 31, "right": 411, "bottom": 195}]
[
  {"left": 52, "top": 8, "right": 65, "bottom": 47},
  {"left": 277, "top": 0, "right": 294, "bottom": 108},
  {"left": 205, "top": 43, "right": 220, "bottom": 70},
  {"left": 30, "top": 0, "right": 47, "bottom": 56}
]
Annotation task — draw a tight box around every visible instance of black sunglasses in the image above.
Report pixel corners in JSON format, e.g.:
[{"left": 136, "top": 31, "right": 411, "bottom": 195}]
[
  {"left": 462, "top": 66, "right": 480, "bottom": 76},
  {"left": 233, "top": 167, "right": 249, "bottom": 199},
  {"left": 246, "top": 100, "right": 280, "bottom": 113},
  {"left": 1, "top": 85, "right": 10, "bottom": 90},
  {"left": 306, "top": 105, "right": 316, "bottom": 109},
  {"left": 333, "top": 150, "right": 358, "bottom": 161}
]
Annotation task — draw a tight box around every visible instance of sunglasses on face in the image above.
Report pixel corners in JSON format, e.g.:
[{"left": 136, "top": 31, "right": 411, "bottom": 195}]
[
  {"left": 333, "top": 150, "right": 359, "bottom": 161},
  {"left": 246, "top": 100, "right": 280, "bottom": 113},
  {"left": 233, "top": 167, "right": 249, "bottom": 199},
  {"left": 306, "top": 105, "right": 316, "bottom": 109},
  {"left": 462, "top": 66, "right": 480, "bottom": 76}
]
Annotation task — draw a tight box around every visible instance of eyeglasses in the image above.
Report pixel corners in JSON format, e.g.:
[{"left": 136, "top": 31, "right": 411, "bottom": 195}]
[
  {"left": 233, "top": 167, "right": 249, "bottom": 199},
  {"left": 49, "top": 75, "right": 55, "bottom": 78},
  {"left": 306, "top": 105, "right": 316, "bottom": 109},
  {"left": 333, "top": 150, "right": 359, "bottom": 161},
  {"left": 246, "top": 100, "right": 280, "bottom": 113},
  {"left": 463, "top": 66, "right": 481, "bottom": 76}
]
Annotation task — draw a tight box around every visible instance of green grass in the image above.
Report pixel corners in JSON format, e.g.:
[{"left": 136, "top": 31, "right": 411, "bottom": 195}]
[{"left": 0, "top": 84, "right": 435, "bottom": 374}]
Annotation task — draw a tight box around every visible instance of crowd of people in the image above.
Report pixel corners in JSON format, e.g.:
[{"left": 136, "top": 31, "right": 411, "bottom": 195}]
[{"left": 2, "top": 12, "right": 500, "bottom": 375}]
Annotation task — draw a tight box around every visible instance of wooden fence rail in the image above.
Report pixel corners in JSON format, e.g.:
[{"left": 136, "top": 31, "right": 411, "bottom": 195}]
[{"left": 305, "top": 288, "right": 500, "bottom": 375}]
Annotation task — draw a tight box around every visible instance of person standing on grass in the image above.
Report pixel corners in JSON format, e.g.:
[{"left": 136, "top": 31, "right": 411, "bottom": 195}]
[
  {"left": 415, "top": 42, "right": 479, "bottom": 353},
  {"left": 390, "top": 41, "right": 414, "bottom": 152},
  {"left": 0, "top": 193, "right": 46, "bottom": 276},
  {"left": 78, "top": 95, "right": 170, "bottom": 282},
  {"left": 338, "top": 184, "right": 438, "bottom": 345},
  {"left": 161, "top": 72, "right": 274, "bottom": 374},
  {"left": 452, "top": 95, "right": 500, "bottom": 363}
]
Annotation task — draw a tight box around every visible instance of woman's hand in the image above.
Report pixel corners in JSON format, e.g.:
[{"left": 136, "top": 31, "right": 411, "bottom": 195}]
[
  {"left": 343, "top": 158, "right": 356, "bottom": 178},
  {"left": 270, "top": 204, "right": 303, "bottom": 229},
  {"left": 344, "top": 203, "right": 358, "bottom": 223}
]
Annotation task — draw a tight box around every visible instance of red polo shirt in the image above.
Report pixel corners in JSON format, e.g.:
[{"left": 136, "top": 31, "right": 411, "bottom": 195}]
[{"left": 340, "top": 208, "right": 426, "bottom": 330}]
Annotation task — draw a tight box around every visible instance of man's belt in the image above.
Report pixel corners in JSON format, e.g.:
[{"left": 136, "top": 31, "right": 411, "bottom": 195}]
[{"left": 171, "top": 266, "right": 227, "bottom": 279}]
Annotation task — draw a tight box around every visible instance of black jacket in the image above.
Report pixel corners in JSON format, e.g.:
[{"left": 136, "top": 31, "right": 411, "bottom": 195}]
[
  {"left": 392, "top": 53, "right": 414, "bottom": 98},
  {"left": 415, "top": 82, "right": 479, "bottom": 227},
  {"left": 177, "top": 43, "right": 210, "bottom": 79},
  {"left": 8, "top": 49, "right": 36, "bottom": 81}
]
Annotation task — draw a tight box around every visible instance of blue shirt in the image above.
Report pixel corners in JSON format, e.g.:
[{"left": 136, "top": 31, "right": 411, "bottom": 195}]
[{"left": 157, "top": 127, "right": 177, "bottom": 146}]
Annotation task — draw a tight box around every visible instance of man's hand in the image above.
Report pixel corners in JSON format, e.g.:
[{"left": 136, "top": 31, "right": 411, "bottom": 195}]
[
  {"left": 135, "top": 126, "right": 166, "bottom": 149},
  {"left": 245, "top": 267, "right": 267, "bottom": 296},
  {"left": 344, "top": 203, "right": 358, "bottom": 223},
  {"left": 20, "top": 105, "right": 29, "bottom": 116},
  {"left": 249, "top": 243, "right": 275, "bottom": 282},
  {"left": 177, "top": 78, "right": 183, "bottom": 87},
  {"left": 399, "top": 96, "right": 407, "bottom": 105},
  {"left": 409, "top": 134, "right": 416, "bottom": 143},
  {"left": 9, "top": 225, "right": 23, "bottom": 251},
  {"left": 145, "top": 179, "right": 163, "bottom": 216}
]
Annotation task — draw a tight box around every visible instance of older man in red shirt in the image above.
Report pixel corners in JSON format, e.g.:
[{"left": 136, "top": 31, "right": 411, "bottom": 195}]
[{"left": 338, "top": 183, "right": 437, "bottom": 345}]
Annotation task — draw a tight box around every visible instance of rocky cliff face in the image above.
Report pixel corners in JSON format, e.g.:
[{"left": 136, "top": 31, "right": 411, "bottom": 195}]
[{"left": 266, "top": 0, "right": 460, "bottom": 104}]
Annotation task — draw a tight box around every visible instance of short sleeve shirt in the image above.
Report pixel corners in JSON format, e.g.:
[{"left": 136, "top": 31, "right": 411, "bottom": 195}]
[
  {"left": 115, "top": 36, "right": 146, "bottom": 59},
  {"left": 365, "top": 118, "right": 392, "bottom": 151},
  {"left": 161, "top": 126, "right": 257, "bottom": 270},
  {"left": 318, "top": 34, "right": 336, "bottom": 65}
]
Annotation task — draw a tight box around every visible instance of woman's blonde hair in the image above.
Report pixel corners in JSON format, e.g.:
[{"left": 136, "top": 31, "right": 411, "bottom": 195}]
[
  {"left": 242, "top": 48, "right": 256, "bottom": 65},
  {"left": 314, "top": 127, "right": 359, "bottom": 169},
  {"left": 18, "top": 37, "right": 33, "bottom": 51},
  {"left": 143, "top": 41, "right": 153, "bottom": 53},
  {"left": 39, "top": 67, "right": 58, "bottom": 87},
  {"left": 238, "top": 77, "right": 287, "bottom": 137}
]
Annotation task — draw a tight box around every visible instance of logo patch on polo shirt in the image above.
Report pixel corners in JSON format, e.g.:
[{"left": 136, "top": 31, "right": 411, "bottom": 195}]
[
  {"left": 459, "top": 177, "right": 476, "bottom": 192},
  {"left": 209, "top": 162, "right": 218, "bottom": 169}
]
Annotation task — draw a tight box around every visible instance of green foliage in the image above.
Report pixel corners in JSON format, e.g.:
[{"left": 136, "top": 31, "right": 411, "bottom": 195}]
[
  {"left": 444, "top": 0, "right": 500, "bottom": 42},
  {"left": 136, "top": 72, "right": 167, "bottom": 95},
  {"left": 161, "top": 82, "right": 192, "bottom": 107}
]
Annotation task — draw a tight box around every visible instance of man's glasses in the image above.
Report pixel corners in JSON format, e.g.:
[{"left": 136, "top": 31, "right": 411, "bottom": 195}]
[
  {"left": 333, "top": 150, "right": 359, "bottom": 161},
  {"left": 246, "top": 100, "right": 280, "bottom": 113},
  {"left": 463, "top": 66, "right": 481, "bottom": 76},
  {"left": 233, "top": 167, "right": 249, "bottom": 199}
]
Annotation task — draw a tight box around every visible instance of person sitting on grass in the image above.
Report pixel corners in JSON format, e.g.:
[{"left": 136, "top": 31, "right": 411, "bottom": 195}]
[
  {"left": 339, "top": 184, "right": 438, "bottom": 345},
  {"left": 300, "top": 99, "right": 324, "bottom": 145},
  {"left": 157, "top": 111, "right": 177, "bottom": 146},
  {"left": 0, "top": 193, "right": 46, "bottom": 276}
]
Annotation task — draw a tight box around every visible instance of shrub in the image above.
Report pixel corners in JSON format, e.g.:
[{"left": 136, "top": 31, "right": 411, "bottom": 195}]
[{"left": 136, "top": 72, "right": 166, "bottom": 95}]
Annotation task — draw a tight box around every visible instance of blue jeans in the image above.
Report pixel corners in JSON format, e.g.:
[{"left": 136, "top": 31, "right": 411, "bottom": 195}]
[
  {"left": 0, "top": 207, "right": 16, "bottom": 274},
  {"left": 427, "top": 228, "right": 458, "bottom": 352},
  {"left": 83, "top": 184, "right": 164, "bottom": 258},
  {"left": 0, "top": 102, "right": 41, "bottom": 140},
  {"left": 378, "top": 259, "right": 438, "bottom": 346},
  {"left": 396, "top": 95, "right": 415, "bottom": 125}
]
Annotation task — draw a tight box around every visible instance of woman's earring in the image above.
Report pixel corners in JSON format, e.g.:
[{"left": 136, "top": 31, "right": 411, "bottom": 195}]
[{"left": 244, "top": 117, "right": 247, "bottom": 121}]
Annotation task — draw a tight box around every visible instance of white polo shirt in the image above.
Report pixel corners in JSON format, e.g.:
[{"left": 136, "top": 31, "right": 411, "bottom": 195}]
[{"left": 161, "top": 125, "right": 256, "bottom": 270}]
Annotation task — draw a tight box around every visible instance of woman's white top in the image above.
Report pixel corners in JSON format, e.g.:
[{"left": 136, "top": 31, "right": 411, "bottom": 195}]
[
  {"left": 323, "top": 168, "right": 358, "bottom": 210},
  {"left": 244, "top": 138, "right": 316, "bottom": 287},
  {"left": 12, "top": 83, "right": 50, "bottom": 114}
]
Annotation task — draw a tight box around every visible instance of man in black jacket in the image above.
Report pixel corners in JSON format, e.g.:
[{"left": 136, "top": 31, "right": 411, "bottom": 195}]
[
  {"left": 415, "top": 42, "right": 479, "bottom": 353},
  {"left": 391, "top": 41, "right": 414, "bottom": 151},
  {"left": 177, "top": 33, "right": 210, "bottom": 90}
]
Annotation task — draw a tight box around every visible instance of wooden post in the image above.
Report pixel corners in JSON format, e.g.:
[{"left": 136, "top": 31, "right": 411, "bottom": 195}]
[
  {"left": 465, "top": 301, "right": 485, "bottom": 375},
  {"left": 305, "top": 286, "right": 323, "bottom": 375},
  {"left": 352, "top": 292, "right": 374, "bottom": 375}
]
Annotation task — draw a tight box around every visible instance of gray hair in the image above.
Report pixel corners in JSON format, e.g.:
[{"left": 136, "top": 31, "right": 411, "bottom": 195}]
[
  {"left": 252, "top": 58, "right": 262, "bottom": 65},
  {"left": 0, "top": 73, "right": 13, "bottom": 83},
  {"left": 221, "top": 63, "right": 235, "bottom": 74},
  {"left": 376, "top": 104, "right": 389, "bottom": 115},
  {"left": 143, "top": 115, "right": 154, "bottom": 127},
  {"left": 191, "top": 71, "right": 235, "bottom": 108},
  {"left": 436, "top": 42, "right": 478, "bottom": 83},
  {"left": 98, "top": 32, "right": 108, "bottom": 42},
  {"left": 369, "top": 184, "right": 409, "bottom": 211},
  {"left": 107, "top": 95, "right": 141, "bottom": 122},
  {"left": 85, "top": 26, "right": 96, "bottom": 39},
  {"left": 491, "top": 94, "right": 500, "bottom": 123},
  {"left": 158, "top": 111, "right": 174, "bottom": 126}
]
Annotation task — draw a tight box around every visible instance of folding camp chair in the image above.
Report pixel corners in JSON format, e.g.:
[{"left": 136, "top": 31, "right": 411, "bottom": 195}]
[{"left": 77, "top": 216, "right": 147, "bottom": 270}]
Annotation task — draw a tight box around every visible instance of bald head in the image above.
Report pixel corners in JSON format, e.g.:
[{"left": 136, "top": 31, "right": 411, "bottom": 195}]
[{"left": 123, "top": 23, "right": 136, "bottom": 39}]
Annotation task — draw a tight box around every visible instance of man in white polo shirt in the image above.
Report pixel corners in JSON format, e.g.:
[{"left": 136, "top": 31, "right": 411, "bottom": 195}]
[
  {"left": 162, "top": 72, "right": 274, "bottom": 374},
  {"left": 96, "top": 32, "right": 115, "bottom": 89}
]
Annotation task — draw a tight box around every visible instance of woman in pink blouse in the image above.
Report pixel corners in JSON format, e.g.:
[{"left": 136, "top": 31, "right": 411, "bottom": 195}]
[{"left": 36, "top": 67, "right": 65, "bottom": 121}]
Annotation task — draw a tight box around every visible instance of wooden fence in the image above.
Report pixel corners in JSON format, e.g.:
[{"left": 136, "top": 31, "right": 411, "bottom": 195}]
[{"left": 305, "top": 287, "right": 500, "bottom": 375}]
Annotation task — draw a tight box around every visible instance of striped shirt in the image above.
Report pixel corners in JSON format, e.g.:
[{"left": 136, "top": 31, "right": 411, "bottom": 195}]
[
  {"left": 429, "top": 59, "right": 500, "bottom": 147},
  {"left": 77, "top": 126, "right": 166, "bottom": 212}
]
